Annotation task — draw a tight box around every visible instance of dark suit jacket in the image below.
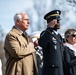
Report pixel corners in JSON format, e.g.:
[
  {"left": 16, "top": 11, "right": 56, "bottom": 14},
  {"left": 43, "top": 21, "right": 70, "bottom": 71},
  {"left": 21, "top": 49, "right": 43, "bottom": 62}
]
[
  {"left": 38, "top": 27, "right": 64, "bottom": 75},
  {"left": 63, "top": 46, "right": 76, "bottom": 75}
]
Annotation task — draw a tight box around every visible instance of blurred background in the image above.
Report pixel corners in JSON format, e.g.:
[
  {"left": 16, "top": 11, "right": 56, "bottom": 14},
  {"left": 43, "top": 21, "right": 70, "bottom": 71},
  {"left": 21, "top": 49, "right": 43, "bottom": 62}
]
[{"left": 0, "top": 0, "right": 76, "bottom": 75}]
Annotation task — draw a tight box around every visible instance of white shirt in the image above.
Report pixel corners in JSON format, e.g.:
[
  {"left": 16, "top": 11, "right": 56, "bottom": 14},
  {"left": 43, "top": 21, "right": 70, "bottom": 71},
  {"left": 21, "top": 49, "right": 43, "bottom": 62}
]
[
  {"left": 15, "top": 26, "right": 26, "bottom": 35},
  {"left": 53, "top": 30, "right": 58, "bottom": 35},
  {"left": 15, "top": 26, "right": 23, "bottom": 33},
  {"left": 65, "top": 43, "right": 76, "bottom": 56}
]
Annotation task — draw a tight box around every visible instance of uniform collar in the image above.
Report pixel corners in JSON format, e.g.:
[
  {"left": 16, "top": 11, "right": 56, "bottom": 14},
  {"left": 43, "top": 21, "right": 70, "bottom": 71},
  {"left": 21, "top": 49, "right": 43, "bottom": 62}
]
[
  {"left": 46, "top": 27, "right": 62, "bottom": 43},
  {"left": 46, "top": 27, "right": 53, "bottom": 32},
  {"left": 53, "top": 30, "right": 58, "bottom": 35}
]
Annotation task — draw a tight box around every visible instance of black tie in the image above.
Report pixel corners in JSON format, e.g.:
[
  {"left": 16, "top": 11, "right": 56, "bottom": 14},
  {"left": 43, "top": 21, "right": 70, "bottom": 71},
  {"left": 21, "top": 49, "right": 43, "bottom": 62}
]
[{"left": 22, "top": 32, "right": 28, "bottom": 42}]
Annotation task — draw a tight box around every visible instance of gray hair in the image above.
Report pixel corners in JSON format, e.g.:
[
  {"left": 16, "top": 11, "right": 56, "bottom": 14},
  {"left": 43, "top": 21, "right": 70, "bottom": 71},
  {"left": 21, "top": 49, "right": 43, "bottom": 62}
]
[{"left": 14, "top": 12, "right": 26, "bottom": 23}]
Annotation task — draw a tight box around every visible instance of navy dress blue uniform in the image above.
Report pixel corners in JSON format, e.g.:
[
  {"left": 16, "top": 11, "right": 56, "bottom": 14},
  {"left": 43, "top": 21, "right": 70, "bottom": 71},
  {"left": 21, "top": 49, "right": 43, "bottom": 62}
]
[{"left": 38, "top": 10, "right": 64, "bottom": 75}]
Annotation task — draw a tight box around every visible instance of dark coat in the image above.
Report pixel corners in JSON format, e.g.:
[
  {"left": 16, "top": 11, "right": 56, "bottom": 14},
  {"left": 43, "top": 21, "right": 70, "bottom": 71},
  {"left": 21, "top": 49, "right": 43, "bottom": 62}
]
[
  {"left": 63, "top": 46, "right": 76, "bottom": 75},
  {"left": 38, "top": 27, "right": 64, "bottom": 75},
  {"left": 35, "top": 47, "right": 43, "bottom": 75}
]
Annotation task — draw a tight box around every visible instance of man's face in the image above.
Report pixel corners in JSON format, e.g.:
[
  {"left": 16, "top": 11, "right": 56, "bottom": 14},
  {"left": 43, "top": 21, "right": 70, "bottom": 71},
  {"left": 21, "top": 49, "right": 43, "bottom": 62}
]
[
  {"left": 17, "top": 13, "right": 30, "bottom": 32},
  {"left": 54, "top": 19, "right": 60, "bottom": 29},
  {"left": 21, "top": 14, "right": 30, "bottom": 30}
]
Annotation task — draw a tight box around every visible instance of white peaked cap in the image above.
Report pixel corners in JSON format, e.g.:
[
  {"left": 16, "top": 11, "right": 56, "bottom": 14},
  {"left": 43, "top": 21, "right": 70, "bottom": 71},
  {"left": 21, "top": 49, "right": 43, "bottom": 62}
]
[{"left": 30, "top": 31, "right": 41, "bottom": 42}]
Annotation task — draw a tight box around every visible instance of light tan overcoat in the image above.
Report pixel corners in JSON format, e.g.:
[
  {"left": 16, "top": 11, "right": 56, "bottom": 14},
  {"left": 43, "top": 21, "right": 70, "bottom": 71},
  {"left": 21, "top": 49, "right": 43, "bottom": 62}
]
[{"left": 4, "top": 26, "right": 38, "bottom": 75}]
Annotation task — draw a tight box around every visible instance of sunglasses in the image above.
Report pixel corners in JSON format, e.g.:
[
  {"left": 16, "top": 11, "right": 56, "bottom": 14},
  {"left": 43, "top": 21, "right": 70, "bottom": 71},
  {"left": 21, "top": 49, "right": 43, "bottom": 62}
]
[{"left": 71, "top": 34, "right": 76, "bottom": 37}]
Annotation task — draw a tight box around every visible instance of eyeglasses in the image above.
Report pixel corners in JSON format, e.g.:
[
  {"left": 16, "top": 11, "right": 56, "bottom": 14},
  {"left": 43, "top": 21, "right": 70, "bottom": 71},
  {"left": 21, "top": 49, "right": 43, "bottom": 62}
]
[
  {"left": 23, "top": 19, "right": 30, "bottom": 21},
  {"left": 57, "top": 19, "right": 61, "bottom": 23}
]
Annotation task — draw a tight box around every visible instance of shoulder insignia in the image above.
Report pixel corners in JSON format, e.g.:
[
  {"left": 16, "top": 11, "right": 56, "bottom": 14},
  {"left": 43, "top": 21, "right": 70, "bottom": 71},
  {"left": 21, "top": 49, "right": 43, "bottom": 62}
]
[{"left": 52, "top": 32, "right": 54, "bottom": 34}]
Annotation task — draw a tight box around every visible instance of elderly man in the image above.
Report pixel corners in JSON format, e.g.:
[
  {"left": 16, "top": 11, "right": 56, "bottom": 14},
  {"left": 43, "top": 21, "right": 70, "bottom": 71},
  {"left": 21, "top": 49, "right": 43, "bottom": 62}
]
[
  {"left": 38, "top": 10, "right": 64, "bottom": 75},
  {"left": 4, "top": 12, "right": 38, "bottom": 75}
]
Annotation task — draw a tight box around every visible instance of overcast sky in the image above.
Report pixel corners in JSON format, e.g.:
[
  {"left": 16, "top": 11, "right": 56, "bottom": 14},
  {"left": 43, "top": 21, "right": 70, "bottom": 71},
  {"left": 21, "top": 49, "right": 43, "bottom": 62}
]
[{"left": 0, "top": 0, "right": 76, "bottom": 37}]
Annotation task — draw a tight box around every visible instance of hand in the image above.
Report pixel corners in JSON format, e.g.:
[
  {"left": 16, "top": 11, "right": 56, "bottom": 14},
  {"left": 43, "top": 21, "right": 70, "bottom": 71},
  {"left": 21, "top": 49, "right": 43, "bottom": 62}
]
[
  {"left": 29, "top": 42, "right": 34, "bottom": 48},
  {"left": 48, "top": 19, "right": 57, "bottom": 28},
  {"left": 29, "top": 42, "right": 36, "bottom": 52},
  {"left": 51, "top": 19, "right": 57, "bottom": 27}
]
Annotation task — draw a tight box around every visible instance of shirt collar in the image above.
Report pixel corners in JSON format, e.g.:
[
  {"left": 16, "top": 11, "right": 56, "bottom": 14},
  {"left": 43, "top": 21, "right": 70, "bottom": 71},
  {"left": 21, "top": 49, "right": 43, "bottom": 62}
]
[
  {"left": 15, "top": 25, "right": 23, "bottom": 33},
  {"left": 53, "top": 30, "right": 58, "bottom": 35}
]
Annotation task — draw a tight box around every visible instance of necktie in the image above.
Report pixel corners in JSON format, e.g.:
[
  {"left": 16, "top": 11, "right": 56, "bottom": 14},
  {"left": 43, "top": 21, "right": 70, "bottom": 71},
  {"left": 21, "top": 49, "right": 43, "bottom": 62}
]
[
  {"left": 22, "top": 32, "right": 28, "bottom": 43},
  {"left": 22, "top": 32, "right": 32, "bottom": 43}
]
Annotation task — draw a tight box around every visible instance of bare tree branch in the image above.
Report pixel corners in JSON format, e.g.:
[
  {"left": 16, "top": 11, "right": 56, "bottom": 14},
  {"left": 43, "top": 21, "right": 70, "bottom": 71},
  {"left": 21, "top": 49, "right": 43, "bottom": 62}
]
[{"left": 66, "top": 0, "right": 76, "bottom": 5}]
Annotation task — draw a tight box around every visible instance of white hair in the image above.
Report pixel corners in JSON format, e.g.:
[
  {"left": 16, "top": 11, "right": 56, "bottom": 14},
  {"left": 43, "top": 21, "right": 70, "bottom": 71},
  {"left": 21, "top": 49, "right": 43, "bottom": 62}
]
[{"left": 14, "top": 12, "right": 26, "bottom": 23}]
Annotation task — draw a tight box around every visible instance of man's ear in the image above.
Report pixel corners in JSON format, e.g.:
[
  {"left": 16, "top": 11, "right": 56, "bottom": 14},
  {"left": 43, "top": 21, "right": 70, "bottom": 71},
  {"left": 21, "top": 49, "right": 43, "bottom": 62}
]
[{"left": 16, "top": 20, "right": 20, "bottom": 25}]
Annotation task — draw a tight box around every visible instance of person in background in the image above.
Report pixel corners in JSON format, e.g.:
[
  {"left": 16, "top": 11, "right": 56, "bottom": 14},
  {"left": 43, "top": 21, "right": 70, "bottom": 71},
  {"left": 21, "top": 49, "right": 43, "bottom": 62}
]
[
  {"left": 61, "top": 34, "right": 66, "bottom": 46},
  {"left": 30, "top": 31, "right": 43, "bottom": 75},
  {"left": 38, "top": 10, "right": 64, "bottom": 75},
  {"left": 0, "top": 59, "right": 2, "bottom": 75},
  {"left": 63, "top": 29, "right": 76, "bottom": 75},
  {"left": 4, "top": 12, "right": 38, "bottom": 75}
]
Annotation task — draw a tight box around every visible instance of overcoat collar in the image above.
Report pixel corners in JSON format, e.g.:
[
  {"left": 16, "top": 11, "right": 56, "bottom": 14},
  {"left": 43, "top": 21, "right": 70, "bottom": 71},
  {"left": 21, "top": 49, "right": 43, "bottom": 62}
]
[
  {"left": 12, "top": 26, "right": 29, "bottom": 37},
  {"left": 12, "top": 26, "right": 23, "bottom": 36},
  {"left": 12, "top": 26, "right": 31, "bottom": 43}
]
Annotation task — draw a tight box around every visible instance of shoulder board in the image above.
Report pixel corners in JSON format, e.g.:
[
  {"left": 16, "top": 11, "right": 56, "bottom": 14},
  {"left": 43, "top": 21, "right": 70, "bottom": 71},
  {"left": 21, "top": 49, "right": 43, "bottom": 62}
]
[
  {"left": 46, "top": 30, "right": 54, "bottom": 35},
  {"left": 40, "top": 30, "right": 45, "bottom": 37}
]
